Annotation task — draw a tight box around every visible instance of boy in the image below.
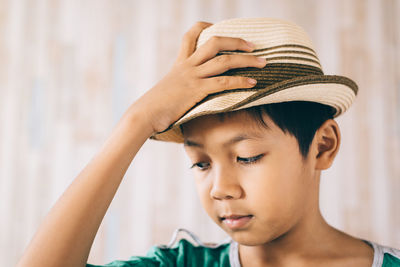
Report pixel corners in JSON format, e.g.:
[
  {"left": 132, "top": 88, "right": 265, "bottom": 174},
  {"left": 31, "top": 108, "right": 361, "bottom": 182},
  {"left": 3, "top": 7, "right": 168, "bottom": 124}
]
[{"left": 17, "top": 18, "right": 400, "bottom": 267}]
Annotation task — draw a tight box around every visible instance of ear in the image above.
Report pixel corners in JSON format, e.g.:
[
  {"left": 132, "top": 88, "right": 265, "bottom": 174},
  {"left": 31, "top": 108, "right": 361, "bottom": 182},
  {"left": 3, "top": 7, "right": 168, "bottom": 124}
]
[{"left": 313, "top": 119, "right": 341, "bottom": 170}]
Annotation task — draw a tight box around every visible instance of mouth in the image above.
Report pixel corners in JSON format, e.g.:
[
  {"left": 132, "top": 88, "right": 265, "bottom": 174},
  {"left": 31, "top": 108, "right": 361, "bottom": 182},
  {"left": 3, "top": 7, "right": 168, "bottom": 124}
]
[
  {"left": 219, "top": 214, "right": 253, "bottom": 221},
  {"left": 219, "top": 214, "right": 254, "bottom": 230}
]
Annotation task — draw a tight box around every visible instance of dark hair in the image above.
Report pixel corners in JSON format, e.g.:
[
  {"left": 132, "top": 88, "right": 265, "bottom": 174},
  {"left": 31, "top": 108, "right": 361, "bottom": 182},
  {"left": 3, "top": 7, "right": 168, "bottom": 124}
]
[{"left": 216, "top": 101, "right": 335, "bottom": 158}]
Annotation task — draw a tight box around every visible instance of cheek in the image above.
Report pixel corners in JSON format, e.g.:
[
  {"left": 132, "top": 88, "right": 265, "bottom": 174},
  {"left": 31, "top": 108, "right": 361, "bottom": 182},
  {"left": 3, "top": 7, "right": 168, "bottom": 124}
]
[
  {"left": 194, "top": 177, "right": 215, "bottom": 216},
  {"left": 245, "top": 154, "right": 308, "bottom": 218}
]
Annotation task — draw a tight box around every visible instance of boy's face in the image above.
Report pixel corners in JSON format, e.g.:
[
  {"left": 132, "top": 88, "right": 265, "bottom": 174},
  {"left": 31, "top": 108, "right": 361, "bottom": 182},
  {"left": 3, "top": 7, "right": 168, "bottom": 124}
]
[{"left": 181, "top": 110, "right": 320, "bottom": 245}]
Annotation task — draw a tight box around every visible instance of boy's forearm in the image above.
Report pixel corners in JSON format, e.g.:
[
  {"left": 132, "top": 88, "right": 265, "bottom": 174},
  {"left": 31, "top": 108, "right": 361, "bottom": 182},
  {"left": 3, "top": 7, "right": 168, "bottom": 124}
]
[{"left": 17, "top": 104, "right": 154, "bottom": 267}]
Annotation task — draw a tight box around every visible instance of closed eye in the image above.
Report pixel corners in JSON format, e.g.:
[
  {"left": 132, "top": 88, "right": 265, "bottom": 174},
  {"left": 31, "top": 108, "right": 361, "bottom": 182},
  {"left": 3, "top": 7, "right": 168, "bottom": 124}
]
[
  {"left": 190, "top": 162, "right": 210, "bottom": 170},
  {"left": 190, "top": 154, "right": 265, "bottom": 171},
  {"left": 237, "top": 154, "right": 265, "bottom": 164}
]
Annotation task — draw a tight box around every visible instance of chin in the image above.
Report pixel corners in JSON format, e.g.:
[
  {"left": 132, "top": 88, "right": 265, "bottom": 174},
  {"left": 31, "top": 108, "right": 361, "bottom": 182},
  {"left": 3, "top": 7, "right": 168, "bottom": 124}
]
[
  {"left": 222, "top": 222, "right": 290, "bottom": 246},
  {"left": 223, "top": 229, "right": 275, "bottom": 246}
]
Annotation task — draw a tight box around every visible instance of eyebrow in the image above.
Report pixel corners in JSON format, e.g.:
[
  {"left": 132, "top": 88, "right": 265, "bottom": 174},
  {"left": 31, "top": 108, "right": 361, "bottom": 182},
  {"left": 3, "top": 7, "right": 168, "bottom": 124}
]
[{"left": 183, "top": 133, "right": 264, "bottom": 148}]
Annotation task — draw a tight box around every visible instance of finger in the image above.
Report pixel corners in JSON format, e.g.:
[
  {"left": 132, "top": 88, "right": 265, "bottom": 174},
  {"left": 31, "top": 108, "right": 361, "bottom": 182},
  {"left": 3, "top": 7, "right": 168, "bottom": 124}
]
[
  {"left": 176, "top": 21, "right": 213, "bottom": 62},
  {"left": 195, "top": 54, "right": 267, "bottom": 78},
  {"left": 188, "top": 36, "right": 255, "bottom": 66},
  {"left": 202, "top": 75, "right": 258, "bottom": 94}
]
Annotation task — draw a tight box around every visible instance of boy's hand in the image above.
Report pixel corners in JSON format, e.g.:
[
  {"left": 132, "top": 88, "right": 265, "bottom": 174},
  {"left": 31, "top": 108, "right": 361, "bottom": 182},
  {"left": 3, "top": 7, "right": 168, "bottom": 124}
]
[{"left": 135, "top": 21, "right": 267, "bottom": 134}]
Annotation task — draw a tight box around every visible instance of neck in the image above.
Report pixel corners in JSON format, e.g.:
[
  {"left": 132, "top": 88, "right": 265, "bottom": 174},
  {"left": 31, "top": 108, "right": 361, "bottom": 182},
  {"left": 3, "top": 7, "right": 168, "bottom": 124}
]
[{"left": 238, "top": 208, "right": 341, "bottom": 266}]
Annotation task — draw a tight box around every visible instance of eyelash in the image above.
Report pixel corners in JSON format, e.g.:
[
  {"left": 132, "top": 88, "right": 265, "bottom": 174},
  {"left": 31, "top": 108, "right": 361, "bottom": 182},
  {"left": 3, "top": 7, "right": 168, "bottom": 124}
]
[{"left": 190, "top": 154, "right": 265, "bottom": 171}]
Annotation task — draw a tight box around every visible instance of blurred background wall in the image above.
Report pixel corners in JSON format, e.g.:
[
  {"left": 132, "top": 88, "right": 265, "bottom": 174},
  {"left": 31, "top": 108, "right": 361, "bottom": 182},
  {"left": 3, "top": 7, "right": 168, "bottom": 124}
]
[{"left": 0, "top": 0, "right": 399, "bottom": 266}]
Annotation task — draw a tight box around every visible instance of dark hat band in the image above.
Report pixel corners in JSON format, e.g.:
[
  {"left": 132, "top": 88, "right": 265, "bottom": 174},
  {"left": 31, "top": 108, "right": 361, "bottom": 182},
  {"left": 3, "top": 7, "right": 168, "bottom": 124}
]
[{"left": 219, "top": 63, "right": 324, "bottom": 90}]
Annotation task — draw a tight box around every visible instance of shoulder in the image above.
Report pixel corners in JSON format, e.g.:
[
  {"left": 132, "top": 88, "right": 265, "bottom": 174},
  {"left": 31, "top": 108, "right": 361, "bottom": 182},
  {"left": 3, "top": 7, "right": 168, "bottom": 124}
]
[
  {"left": 363, "top": 240, "right": 400, "bottom": 267},
  {"left": 86, "top": 228, "right": 232, "bottom": 267}
]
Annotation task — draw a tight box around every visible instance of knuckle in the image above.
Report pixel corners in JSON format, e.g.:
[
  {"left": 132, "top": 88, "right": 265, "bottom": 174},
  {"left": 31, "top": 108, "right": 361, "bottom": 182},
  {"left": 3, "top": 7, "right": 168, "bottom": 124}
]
[
  {"left": 194, "top": 21, "right": 206, "bottom": 27},
  {"left": 182, "top": 31, "right": 193, "bottom": 42},
  {"left": 195, "top": 80, "right": 208, "bottom": 97},
  {"left": 215, "top": 55, "right": 231, "bottom": 65},
  {"left": 184, "top": 21, "right": 205, "bottom": 36},
  {"left": 209, "top": 35, "right": 221, "bottom": 44},
  {"left": 183, "top": 69, "right": 198, "bottom": 85},
  {"left": 191, "top": 21, "right": 209, "bottom": 32},
  {"left": 214, "top": 55, "right": 224, "bottom": 64},
  {"left": 216, "top": 76, "right": 230, "bottom": 87},
  {"left": 183, "top": 21, "right": 211, "bottom": 43},
  {"left": 187, "top": 78, "right": 198, "bottom": 90}
]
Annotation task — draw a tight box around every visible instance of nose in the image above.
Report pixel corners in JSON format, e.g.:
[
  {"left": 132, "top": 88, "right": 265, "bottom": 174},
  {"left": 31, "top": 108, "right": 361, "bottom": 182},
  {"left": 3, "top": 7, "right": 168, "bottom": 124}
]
[{"left": 210, "top": 166, "right": 243, "bottom": 200}]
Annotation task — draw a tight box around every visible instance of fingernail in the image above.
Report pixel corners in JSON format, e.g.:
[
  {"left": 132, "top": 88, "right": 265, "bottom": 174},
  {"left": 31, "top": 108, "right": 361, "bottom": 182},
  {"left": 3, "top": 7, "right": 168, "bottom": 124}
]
[
  {"left": 246, "top": 41, "right": 255, "bottom": 48},
  {"left": 248, "top": 78, "right": 257, "bottom": 85}
]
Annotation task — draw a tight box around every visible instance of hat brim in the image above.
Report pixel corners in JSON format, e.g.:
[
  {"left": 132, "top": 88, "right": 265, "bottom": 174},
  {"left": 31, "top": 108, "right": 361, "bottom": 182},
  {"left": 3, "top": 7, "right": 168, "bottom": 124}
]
[{"left": 150, "top": 74, "right": 357, "bottom": 143}]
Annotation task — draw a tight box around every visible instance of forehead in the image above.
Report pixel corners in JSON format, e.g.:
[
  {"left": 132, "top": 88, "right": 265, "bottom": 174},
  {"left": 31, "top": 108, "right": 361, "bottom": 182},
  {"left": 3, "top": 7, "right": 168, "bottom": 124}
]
[{"left": 180, "top": 109, "right": 281, "bottom": 148}]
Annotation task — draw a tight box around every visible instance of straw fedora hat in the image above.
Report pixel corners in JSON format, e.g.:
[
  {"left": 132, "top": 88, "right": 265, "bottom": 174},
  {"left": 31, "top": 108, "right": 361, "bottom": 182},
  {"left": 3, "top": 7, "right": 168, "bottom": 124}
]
[{"left": 150, "top": 17, "right": 358, "bottom": 143}]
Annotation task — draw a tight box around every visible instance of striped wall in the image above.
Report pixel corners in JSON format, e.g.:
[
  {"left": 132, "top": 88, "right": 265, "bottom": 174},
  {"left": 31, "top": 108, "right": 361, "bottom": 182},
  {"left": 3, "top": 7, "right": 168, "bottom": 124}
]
[{"left": 0, "top": 0, "right": 399, "bottom": 266}]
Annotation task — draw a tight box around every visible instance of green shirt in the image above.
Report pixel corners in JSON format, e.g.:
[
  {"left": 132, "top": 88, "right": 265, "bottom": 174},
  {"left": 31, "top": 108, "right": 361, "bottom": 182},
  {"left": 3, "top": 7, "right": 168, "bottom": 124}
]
[{"left": 87, "top": 228, "right": 400, "bottom": 267}]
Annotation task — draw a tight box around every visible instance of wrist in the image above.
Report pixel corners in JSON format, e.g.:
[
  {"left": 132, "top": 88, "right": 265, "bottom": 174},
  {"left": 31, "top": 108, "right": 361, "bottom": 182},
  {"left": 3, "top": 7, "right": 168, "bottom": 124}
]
[{"left": 122, "top": 103, "right": 156, "bottom": 140}]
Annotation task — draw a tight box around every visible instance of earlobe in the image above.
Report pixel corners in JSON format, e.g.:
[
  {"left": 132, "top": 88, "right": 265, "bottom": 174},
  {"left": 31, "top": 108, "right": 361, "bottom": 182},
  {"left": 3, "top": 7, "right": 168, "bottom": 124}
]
[{"left": 314, "top": 119, "right": 341, "bottom": 170}]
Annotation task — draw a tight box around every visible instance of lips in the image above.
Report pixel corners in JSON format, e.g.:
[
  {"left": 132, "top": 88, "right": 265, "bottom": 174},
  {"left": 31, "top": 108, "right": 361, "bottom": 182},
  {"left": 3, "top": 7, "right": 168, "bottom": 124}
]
[
  {"left": 220, "top": 214, "right": 254, "bottom": 229},
  {"left": 220, "top": 214, "right": 253, "bottom": 221}
]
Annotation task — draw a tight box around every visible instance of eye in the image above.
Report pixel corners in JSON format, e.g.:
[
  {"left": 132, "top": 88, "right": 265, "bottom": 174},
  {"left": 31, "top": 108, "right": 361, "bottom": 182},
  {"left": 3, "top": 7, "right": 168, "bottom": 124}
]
[
  {"left": 237, "top": 154, "right": 265, "bottom": 164},
  {"left": 190, "top": 162, "right": 210, "bottom": 171}
]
